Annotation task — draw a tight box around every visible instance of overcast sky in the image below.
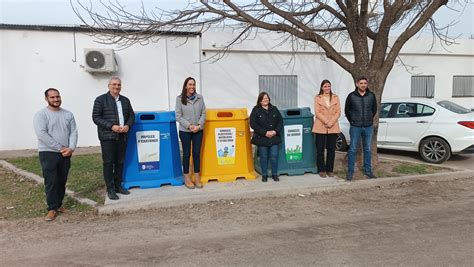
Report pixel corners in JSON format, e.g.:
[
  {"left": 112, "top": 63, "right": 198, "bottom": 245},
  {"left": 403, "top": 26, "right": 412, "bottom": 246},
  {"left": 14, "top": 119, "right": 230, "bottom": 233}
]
[{"left": 1, "top": 0, "right": 472, "bottom": 38}]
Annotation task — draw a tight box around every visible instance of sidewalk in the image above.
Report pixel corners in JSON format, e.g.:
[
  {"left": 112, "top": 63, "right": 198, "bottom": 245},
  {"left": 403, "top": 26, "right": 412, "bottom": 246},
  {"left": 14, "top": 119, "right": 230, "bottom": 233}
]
[{"left": 100, "top": 174, "right": 344, "bottom": 214}]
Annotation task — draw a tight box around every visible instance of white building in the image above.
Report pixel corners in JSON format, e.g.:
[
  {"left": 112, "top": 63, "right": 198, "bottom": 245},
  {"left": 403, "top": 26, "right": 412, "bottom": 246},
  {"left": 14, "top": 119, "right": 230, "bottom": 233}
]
[{"left": 1, "top": 24, "right": 473, "bottom": 150}]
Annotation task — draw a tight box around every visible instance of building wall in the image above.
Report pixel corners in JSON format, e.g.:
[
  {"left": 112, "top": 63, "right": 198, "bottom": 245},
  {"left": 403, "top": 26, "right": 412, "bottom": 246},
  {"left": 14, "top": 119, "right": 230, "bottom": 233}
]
[
  {"left": 1, "top": 27, "right": 472, "bottom": 150},
  {"left": 384, "top": 53, "right": 474, "bottom": 108},
  {"left": 0, "top": 29, "right": 199, "bottom": 150},
  {"left": 201, "top": 30, "right": 474, "bottom": 110},
  {"left": 200, "top": 51, "right": 353, "bottom": 111}
]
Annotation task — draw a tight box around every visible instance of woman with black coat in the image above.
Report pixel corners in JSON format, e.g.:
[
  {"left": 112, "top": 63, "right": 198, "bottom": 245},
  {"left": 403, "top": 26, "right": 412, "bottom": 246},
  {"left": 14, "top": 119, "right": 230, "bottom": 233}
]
[{"left": 250, "top": 92, "right": 283, "bottom": 182}]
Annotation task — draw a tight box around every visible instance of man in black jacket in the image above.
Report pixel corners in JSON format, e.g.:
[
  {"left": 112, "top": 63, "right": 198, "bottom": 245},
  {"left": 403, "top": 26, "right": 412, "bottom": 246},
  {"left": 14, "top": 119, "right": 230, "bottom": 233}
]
[
  {"left": 92, "top": 77, "right": 135, "bottom": 200},
  {"left": 344, "top": 76, "right": 377, "bottom": 181}
]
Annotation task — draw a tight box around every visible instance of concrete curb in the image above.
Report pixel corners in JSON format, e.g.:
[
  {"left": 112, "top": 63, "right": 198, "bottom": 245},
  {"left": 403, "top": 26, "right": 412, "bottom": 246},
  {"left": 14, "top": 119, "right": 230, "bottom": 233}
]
[
  {"left": 0, "top": 160, "right": 99, "bottom": 207},
  {"left": 97, "top": 169, "right": 474, "bottom": 215},
  {"left": 98, "top": 180, "right": 344, "bottom": 215}
]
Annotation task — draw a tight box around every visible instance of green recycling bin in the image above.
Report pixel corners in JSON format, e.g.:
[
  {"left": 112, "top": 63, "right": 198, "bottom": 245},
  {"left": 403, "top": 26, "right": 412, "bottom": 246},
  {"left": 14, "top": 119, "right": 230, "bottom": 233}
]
[{"left": 254, "top": 107, "right": 317, "bottom": 176}]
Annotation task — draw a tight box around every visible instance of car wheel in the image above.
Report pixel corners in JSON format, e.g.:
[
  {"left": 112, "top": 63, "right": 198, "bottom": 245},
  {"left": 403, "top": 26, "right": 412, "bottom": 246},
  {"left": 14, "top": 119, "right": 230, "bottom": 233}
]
[
  {"left": 336, "top": 133, "right": 348, "bottom": 151},
  {"left": 419, "top": 137, "right": 451, "bottom": 164}
]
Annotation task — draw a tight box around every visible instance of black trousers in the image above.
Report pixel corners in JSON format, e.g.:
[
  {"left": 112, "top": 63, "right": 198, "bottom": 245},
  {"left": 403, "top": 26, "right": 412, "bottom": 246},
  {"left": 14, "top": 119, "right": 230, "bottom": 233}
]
[
  {"left": 39, "top": 151, "right": 71, "bottom": 211},
  {"left": 179, "top": 130, "right": 203, "bottom": 174},
  {"left": 315, "top": 133, "right": 337, "bottom": 173},
  {"left": 100, "top": 136, "right": 126, "bottom": 191}
]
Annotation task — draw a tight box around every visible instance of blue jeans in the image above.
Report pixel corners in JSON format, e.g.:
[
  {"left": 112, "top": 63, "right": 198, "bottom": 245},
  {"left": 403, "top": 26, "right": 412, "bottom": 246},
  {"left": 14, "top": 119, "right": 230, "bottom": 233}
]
[
  {"left": 347, "top": 126, "right": 373, "bottom": 177},
  {"left": 258, "top": 145, "right": 279, "bottom": 176}
]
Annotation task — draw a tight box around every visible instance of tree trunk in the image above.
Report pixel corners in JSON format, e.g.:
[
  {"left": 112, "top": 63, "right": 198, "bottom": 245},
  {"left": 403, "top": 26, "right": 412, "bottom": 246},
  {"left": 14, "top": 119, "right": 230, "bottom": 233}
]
[{"left": 366, "top": 74, "right": 386, "bottom": 170}]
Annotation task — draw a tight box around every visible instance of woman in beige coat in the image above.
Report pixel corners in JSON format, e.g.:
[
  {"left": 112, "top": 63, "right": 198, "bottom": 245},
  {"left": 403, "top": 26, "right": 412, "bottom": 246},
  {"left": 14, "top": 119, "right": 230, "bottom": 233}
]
[{"left": 312, "top": 80, "right": 341, "bottom": 177}]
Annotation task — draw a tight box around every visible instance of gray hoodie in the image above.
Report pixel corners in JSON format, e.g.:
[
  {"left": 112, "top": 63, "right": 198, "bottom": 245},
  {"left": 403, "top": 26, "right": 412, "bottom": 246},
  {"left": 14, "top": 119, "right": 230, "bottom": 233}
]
[{"left": 175, "top": 94, "right": 206, "bottom": 132}]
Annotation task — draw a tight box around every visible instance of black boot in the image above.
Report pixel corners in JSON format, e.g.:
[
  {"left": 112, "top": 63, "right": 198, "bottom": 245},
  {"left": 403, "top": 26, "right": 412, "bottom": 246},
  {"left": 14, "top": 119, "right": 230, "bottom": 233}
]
[
  {"left": 115, "top": 186, "right": 130, "bottom": 195},
  {"left": 107, "top": 189, "right": 119, "bottom": 200},
  {"left": 272, "top": 175, "right": 280, "bottom": 182},
  {"left": 262, "top": 175, "right": 268, "bottom": 182}
]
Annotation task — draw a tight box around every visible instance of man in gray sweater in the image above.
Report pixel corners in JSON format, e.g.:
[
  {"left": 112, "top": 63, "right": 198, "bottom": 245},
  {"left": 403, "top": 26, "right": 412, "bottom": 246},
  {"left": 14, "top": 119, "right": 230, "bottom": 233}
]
[{"left": 33, "top": 88, "right": 78, "bottom": 221}]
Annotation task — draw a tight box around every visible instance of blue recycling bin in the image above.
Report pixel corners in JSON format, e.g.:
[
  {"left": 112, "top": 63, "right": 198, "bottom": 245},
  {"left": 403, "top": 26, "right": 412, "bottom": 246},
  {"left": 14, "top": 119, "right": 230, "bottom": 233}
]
[
  {"left": 123, "top": 111, "right": 183, "bottom": 189},
  {"left": 254, "top": 107, "right": 317, "bottom": 176}
]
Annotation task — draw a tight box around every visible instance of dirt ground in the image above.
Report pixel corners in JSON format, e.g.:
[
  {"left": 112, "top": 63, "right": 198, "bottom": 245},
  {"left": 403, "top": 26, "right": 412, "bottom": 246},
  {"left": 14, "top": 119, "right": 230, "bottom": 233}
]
[
  {"left": 1, "top": 175, "right": 473, "bottom": 266},
  {"left": 331, "top": 151, "right": 449, "bottom": 180}
]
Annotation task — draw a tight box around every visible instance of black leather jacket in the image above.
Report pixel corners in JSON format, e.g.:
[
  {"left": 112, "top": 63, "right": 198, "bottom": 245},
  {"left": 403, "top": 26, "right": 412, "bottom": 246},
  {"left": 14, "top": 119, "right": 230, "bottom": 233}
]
[
  {"left": 92, "top": 92, "right": 135, "bottom": 141},
  {"left": 344, "top": 89, "right": 377, "bottom": 127},
  {"left": 250, "top": 105, "right": 283, "bottom": 147}
]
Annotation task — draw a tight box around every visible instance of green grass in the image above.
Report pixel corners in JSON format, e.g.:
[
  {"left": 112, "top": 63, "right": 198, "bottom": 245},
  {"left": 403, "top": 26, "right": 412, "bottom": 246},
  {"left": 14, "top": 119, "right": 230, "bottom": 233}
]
[
  {"left": 334, "top": 169, "right": 346, "bottom": 179},
  {"left": 0, "top": 168, "right": 93, "bottom": 219},
  {"left": 392, "top": 163, "right": 430, "bottom": 174},
  {"left": 375, "top": 168, "right": 395, "bottom": 178},
  {"left": 7, "top": 154, "right": 105, "bottom": 203}
]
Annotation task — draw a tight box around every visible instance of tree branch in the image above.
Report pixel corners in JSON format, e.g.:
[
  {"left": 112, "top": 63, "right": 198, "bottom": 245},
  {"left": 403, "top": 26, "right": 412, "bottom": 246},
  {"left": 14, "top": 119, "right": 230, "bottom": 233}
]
[{"left": 384, "top": 0, "right": 449, "bottom": 74}]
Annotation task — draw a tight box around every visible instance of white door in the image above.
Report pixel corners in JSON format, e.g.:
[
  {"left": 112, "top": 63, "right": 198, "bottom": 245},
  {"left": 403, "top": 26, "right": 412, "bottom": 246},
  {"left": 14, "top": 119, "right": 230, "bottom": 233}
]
[
  {"left": 383, "top": 102, "right": 436, "bottom": 150},
  {"left": 376, "top": 103, "right": 394, "bottom": 145}
]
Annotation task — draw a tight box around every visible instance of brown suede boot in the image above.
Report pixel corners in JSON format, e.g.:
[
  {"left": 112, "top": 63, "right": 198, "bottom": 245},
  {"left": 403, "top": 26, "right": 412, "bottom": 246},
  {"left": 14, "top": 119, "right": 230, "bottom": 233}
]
[
  {"left": 57, "top": 207, "right": 69, "bottom": 214},
  {"left": 194, "top": 173, "right": 203, "bottom": 189},
  {"left": 184, "top": 174, "right": 195, "bottom": 189},
  {"left": 45, "top": 210, "right": 57, "bottom": 221}
]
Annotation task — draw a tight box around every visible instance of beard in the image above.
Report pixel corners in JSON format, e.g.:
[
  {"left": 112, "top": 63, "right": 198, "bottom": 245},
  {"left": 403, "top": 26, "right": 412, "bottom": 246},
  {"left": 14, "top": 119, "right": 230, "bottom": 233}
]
[{"left": 48, "top": 100, "right": 61, "bottom": 108}]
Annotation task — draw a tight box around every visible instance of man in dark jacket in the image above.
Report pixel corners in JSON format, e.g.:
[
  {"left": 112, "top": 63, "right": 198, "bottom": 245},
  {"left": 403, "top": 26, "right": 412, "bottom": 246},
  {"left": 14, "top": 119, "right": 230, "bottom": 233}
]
[
  {"left": 92, "top": 77, "right": 135, "bottom": 200},
  {"left": 344, "top": 76, "right": 377, "bottom": 181}
]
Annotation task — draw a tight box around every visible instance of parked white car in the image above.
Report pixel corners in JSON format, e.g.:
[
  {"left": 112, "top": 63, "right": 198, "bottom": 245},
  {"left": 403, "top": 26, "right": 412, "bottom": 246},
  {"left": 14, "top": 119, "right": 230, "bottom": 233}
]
[{"left": 336, "top": 98, "right": 474, "bottom": 164}]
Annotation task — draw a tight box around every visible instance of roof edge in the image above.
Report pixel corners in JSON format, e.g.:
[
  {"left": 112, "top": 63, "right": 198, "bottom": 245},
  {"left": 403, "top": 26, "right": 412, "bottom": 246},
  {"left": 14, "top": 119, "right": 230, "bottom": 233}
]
[{"left": 0, "top": 23, "right": 201, "bottom": 36}]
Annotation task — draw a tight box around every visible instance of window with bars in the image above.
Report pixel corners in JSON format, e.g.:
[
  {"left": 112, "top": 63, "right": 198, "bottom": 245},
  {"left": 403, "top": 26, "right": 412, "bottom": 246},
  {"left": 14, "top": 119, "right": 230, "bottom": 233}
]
[
  {"left": 452, "top": 76, "right": 474, "bottom": 97},
  {"left": 258, "top": 75, "right": 298, "bottom": 109},
  {"left": 411, "top": 76, "right": 435, "bottom": 98}
]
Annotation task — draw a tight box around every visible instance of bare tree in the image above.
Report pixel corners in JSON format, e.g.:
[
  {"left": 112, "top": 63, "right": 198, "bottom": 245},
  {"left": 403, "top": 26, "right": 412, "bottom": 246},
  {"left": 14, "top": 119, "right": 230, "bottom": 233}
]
[{"left": 72, "top": 0, "right": 463, "bottom": 162}]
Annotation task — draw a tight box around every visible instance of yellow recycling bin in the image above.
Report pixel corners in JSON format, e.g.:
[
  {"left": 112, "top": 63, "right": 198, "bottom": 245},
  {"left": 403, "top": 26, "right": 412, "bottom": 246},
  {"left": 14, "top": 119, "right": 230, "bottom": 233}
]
[{"left": 200, "top": 108, "right": 257, "bottom": 183}]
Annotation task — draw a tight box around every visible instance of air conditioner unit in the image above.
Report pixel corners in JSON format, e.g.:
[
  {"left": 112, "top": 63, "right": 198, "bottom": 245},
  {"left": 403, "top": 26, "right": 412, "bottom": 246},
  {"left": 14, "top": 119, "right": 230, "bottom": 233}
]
[{"left": 84, "top": 48, "right": 117, "bottom": 72}]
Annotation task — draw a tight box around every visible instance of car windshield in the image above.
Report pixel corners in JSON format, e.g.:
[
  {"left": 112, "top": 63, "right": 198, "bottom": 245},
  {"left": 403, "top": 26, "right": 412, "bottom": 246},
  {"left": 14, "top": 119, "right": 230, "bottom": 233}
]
[{"left": 437, "top": 100, "right": 472, "bottom": 114}]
